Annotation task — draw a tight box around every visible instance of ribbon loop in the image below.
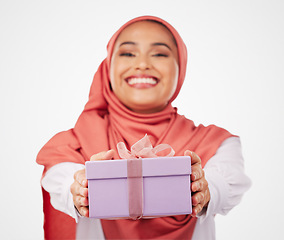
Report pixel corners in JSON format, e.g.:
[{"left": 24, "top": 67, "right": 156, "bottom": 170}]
[
  {"left": 153, "top": 144, "right": 175, "bottom": 157},
  {"left": 117, "top": 142, "right": 134, "bottom": 159},
  {"left": 117, "top": 134, "right": 175, "bottom": 159}
]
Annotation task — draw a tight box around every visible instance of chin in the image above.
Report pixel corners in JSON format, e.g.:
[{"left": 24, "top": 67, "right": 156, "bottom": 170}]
[{"left": 127, "top": 103, "right": 164, "bottom": 114}]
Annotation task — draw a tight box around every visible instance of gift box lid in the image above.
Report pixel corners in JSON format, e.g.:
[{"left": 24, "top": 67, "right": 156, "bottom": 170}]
[{"left": 86, "top": 156, "right": 191, "bottom": 180}]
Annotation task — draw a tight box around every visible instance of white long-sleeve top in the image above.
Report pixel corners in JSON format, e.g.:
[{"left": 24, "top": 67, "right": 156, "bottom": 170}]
[{"left": 41, "top": 136, "right": 251, "bottom": 240}]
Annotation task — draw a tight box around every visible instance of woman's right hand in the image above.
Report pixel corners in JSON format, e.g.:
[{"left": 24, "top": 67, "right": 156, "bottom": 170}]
[{"left": 70, "top": 150, "right": 115, "bottom": 217}]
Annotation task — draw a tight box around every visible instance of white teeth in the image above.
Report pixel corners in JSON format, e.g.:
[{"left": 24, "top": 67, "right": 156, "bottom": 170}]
[{"left": 127, "top": 78, "right": 157, "bottom": 85}]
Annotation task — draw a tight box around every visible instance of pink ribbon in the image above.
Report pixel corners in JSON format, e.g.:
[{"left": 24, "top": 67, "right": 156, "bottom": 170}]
[{"left": 117, "top": 134, "right": 175, "bottom": 220}]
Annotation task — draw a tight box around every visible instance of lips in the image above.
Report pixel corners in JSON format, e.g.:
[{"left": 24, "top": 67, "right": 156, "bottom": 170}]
[{"left": 125, "top": 75, "right": 159, "bottom": 88}]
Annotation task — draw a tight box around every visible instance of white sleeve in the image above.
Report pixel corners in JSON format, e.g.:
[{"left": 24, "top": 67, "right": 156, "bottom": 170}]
[
  {"left": 41, "top": 162, "right": 85, "bottom": 222},
  {"left": 198, "top": 136, "right": 251, "bottom": 222}
]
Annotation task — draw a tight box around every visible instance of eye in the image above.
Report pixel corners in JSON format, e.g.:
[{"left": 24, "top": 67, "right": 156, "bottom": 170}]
[
  {"left": 153, "top": 53, "right": 169, "bottom": 57},
  {"left": 119, "top": 52, "right": 135, "bottom": 57}
]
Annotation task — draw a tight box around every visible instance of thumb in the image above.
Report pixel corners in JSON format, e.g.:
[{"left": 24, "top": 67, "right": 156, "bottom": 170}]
[
  {"left": 90, "top": 149, "right": 115, "bottom": 161},
  {"left": 184, "top": 150, "right": 192, "bottom": 157}
]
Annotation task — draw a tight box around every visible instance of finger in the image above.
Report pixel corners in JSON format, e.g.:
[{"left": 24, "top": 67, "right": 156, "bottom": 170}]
[
  {"left": 90, "top": 149, "right": 115, "bottom": 161},
  {"left": 76, "top": 184, "right": 88, "bottom": 198},
  {"left": 186, "top": 151, "right": 201, "bottom": 165},
  {"left": 75, "top": 195, "right": 89, "bottom": 207},
  {"left": 80, "top": 187, "right": 88, "bottom": 198},
  {"left": 73, "top": 183, "right": 88, "bottom": 197},
  {"left": 71, "top": 179, "right": 88, "bottom": 198},
  {"left": 77, "top": 206, "right": 89, "bottom": 217},
  {"left": 74, "top": 169, "right": 88, "bottom": 187},
  {"left": 191, "top": 203, "right": 203, "bottom": 217},
  {"left": 192, "top": 192, "right": 205, "bottom": 206},
  {"left": 184, "top": 150, "right": 203, "bottom": 181},
  {"left": 191, "top": 166, "right": 204, "bottom": 181},
  {"left": 191, "top": 178, "right": 208, "bottom": 192},
  {"left": 184, "top": 150, "right": 191, "bottom": 156},
  {"left": 73, "top": 194, "right": 89, "bottom": 216}
]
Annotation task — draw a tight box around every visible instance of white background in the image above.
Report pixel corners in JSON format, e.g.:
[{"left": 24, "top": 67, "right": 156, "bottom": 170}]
[{"left": 0, "top": 0, "right": 283, "bottom": 239}]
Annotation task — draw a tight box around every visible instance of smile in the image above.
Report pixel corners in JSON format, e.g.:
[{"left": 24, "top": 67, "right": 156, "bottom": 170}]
[{"left": 125, "top": 77, "right": 159, "bottom": 89}]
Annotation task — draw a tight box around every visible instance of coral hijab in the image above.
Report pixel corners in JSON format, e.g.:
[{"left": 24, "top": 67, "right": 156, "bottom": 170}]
[{"left": 37, "top": 16, "right": 232, "bottom": 239}]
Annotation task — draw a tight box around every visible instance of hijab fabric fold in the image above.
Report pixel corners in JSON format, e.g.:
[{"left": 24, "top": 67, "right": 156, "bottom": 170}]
[{"left": 37, "top": 15, "right": 233, "bottom": 239}]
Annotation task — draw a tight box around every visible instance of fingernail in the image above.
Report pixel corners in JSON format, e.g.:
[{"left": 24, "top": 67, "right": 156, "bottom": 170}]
[{"left": 82, "top": 180, "right": 86, "bottom": 186}]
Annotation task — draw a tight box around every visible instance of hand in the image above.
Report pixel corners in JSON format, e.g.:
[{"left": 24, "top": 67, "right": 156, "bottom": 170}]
[
  {"left": 70, "top": 149, "right": 115, "bottom": 217},
  {"left": 184, "top": 150, "right": 210, "bottom": 217}
]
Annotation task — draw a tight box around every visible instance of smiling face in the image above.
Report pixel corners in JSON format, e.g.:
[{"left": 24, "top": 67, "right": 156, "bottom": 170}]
[{"left": 109, "top": 21, "right": 179, "bottom": 114}]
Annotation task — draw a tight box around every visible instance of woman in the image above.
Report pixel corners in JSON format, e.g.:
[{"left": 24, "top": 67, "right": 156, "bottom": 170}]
[{"left": 37, "top": 16, "right": 251, "bottom": 239}]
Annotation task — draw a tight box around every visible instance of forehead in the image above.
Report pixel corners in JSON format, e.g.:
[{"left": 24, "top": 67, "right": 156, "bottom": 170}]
[{"left": 115, "top": 21, "right": 176, "bottom": 46}]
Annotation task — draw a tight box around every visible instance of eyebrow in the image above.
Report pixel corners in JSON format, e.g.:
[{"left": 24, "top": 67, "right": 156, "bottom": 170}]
[
  {"left": 152, "top": 42, "right": 172, "bottom": 50},
  {"left": 119, "top": 41, "right": 172, "bottom": 50},
  {"left": 119, "top": 41, "right": 136, "bottom": 47}
]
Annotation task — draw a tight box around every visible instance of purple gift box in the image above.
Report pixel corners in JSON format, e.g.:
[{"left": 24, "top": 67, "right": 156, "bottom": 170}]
[{"left": 85, "top": 156, "right": 192, "bottom": 219}]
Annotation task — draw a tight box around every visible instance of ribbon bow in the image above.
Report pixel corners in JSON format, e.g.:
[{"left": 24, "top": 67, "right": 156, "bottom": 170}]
[
  {"left": 116, "top": 134, "right": 175, "bottom": 220},
  {"left": 117, "top": 134, "right": 175, "bottom": 159}
]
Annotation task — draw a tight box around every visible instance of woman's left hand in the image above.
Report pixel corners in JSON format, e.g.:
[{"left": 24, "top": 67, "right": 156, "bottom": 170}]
[{"left": 184, "top": 150, "right": 210, "bottom": 217}]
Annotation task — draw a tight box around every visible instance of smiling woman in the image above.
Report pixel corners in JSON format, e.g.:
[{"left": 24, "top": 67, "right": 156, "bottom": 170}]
[
  {"left": 110, "top": 21, "right": 179, "bottom": 114},
  {"left": 37, "top": 15, "right": 251, "bottom": 240}
]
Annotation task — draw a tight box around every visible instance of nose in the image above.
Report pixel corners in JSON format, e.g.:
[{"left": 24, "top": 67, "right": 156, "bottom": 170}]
[{"left": 135, "top": 54, "right": 151, "bottom": 70}]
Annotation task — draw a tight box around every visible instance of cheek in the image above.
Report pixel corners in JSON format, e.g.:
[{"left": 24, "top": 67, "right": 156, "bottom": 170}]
[
  {"left": 162, "top": 61, "right": 179, "bottom": 87},
  {"left": 170, "top": 60, "right": 179, "bottom": 79},
  {"left": 109, "top": 60, "right": 121, "bottom": 91},
  {"left": 158, "top": 59, "right": 178, "bottom": 76},
  {"left": 165, "top": 62, "right": 179, "bottom": 99},
  {"left": 109, "top": 58, "right": 116, "bottom": 88},
  {"left": 109, "top": 59, "right": 129, "bottom": 88}
]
